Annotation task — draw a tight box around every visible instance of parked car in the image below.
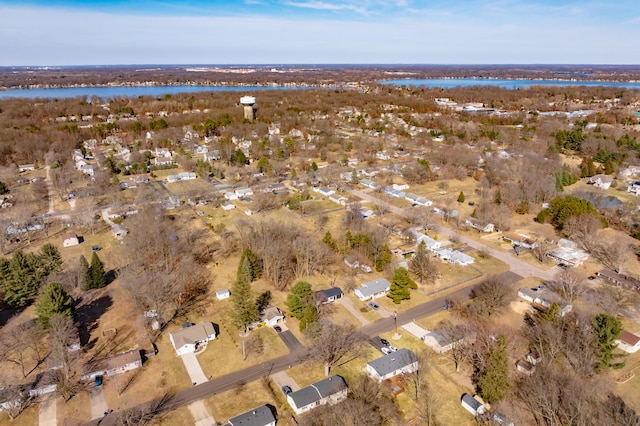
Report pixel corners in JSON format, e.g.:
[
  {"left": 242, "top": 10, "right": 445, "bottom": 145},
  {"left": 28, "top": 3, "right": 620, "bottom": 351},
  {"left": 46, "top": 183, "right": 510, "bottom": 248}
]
[
  {"left": 282, "top": 385, "right": 292, "bottom": 395},
  {"left": 380, "top": 338, "right": 390, "bottom": 346},
  {"left": 381, "top": 347, "right": 392, "bottom": 355},
  {"left": 91, "top": 246, "right": 101, "bottom": 252},
  {"left": 274, "top": 325, "right": 283, "bottom": 333},
  {"left": 94, "top": 375, "right": 103, "bottom": 386},
  {"left": 368, "top": 301, "right": 379, "bottom": 310},
  {"left": 388, "top": 345, "right": 398, "bottom": 352}
]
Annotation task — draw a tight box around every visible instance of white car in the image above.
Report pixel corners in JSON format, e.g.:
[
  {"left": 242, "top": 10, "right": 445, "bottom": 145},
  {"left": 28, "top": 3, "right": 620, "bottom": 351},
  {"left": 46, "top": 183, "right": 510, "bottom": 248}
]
[
  {"left": 388, "top": 345, "right": 398, "bottom": 352},
  {"left": 381, "top": 347, "right": 392, "bottom": 355}
]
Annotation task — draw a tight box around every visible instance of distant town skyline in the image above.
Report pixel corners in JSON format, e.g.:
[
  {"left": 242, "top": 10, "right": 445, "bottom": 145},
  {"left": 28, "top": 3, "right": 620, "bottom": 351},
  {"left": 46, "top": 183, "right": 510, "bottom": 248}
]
[{"left": 0, "top": 0, "right": 638, "bottom": 66}]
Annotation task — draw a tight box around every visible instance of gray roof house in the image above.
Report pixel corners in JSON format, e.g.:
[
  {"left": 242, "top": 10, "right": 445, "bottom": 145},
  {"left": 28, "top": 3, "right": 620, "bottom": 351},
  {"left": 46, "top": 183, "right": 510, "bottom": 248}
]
[
  {"left": 365, "top": 348, "right": 418, "bottom": 382},
  {"left": 169, "top": 321, "right": 216, "bottom": 356},
  {"left": 354, "top": 278, "right": 391, "bottom": 301},
  {"left": 287, "top": 375, "right": 348, "bottom": 415},
  {"left": 315, "top": 287, "right": 344, "bottom": 305},
  {"left": 227, "top": 404, "right": 276, "bottom": 426}
]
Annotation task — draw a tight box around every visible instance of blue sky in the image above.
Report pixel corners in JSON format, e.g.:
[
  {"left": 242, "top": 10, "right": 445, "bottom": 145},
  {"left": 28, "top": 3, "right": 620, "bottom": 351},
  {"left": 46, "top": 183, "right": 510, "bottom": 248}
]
[{"left": 0, "top": 0, "right": 638, "bottom": 66}]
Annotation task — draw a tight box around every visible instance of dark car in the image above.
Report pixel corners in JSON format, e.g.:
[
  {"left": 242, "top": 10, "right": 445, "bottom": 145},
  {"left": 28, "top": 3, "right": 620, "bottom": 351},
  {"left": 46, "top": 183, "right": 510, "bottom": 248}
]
[
  {"left": 94, "top": 375, "right": 103, "bottom": 386},
  {"left": 380, "top": 338, "right": 390, "bottom": 346},
  {"left": 92, "top": 246, "right": 101, "bottom": 252},
  {"left": 282, "top": 385, "right": 292, "bottom": 394},
  {"left": 368, "top": 301, "right": 379, "bottom": 310},
  {"left": 274, "top": 325, "right": 282, "bottom": 333}
]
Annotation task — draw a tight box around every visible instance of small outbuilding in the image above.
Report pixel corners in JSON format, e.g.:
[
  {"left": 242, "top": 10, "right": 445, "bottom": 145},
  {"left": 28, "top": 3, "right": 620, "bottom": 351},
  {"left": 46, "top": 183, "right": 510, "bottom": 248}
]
[
  {"left": 62, "top": 232, "right": 80, "bottom": 247},
  {"left": 216, "top": 289, "right": 231, "bottom": 300},
  {"left": 461, "top": 393, "right": 486, "bottom": 417}
]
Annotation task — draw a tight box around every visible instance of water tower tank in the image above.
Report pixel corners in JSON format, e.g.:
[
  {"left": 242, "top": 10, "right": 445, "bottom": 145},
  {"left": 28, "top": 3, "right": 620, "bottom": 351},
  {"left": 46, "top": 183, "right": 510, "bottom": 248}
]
[{"left": 240, "top": 96, "right": 256, "bottom": 120}]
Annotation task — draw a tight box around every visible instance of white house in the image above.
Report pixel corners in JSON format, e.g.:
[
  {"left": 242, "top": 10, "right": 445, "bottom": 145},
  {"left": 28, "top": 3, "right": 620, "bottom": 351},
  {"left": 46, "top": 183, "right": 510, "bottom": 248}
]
[
  {"left": 461, "top": 393, "right": 486, "bottom": 417},
  {"left": 224, "top": 192, "right": 239, "bottom": 201},
  {"left": 287, "top": 375, "right": 348, "bottom": 415},
  {"left": 628, "top": 181, "right": 640, "bottom": 196},
  {"left": 221, "top": 201, "right": 236, "bottom": 210},
  {"left": 354, "top": 278, "right": 391, "bottom": 301},
  {"left": 18, "top": 164, "right": 35, "bottom": 172},
  {"left": 616, "top": 331, "right": 640, "bottom": 353},
  {"left": 589, "top": 174, "right": 613, "bottom": 190},
  {"left": 415, "top": 233, "right": 441, "bottom": 251},
  {"left": 169, "top": 321, "right": 216, "bottom": 356},
  {"left": 112, "top": 224, "right": 128, "bottom": 239},
  {"left": 465, "top": 218, "right": 495, "bottom": 233},
  {"left": 260, "top": 307, "right": 284, "bottom": 327},
  {"left": 228, "top": 405, "right": 276, "bottom": 426},
  {"left": 81, "top": 350, "right": 143, "bottom": 381},
  {"left": 62, "top": 232, "right": 80, "bottom": 247},
  {"left": 235, "top": 187, "right": 254, "bottom": 198},
  {"left": 365, "top": 348, "right": 418, "bottom": 382}
]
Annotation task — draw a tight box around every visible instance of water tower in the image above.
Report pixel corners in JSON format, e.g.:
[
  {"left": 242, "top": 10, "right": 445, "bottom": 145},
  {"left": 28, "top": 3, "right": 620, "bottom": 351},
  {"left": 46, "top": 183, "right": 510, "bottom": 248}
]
[{"left": 240, "top": 96, "right": 256, "bottom": 121}]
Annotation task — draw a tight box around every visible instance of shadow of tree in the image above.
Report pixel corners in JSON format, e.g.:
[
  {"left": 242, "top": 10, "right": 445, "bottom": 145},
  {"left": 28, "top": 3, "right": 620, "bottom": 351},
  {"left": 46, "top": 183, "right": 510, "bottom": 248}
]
[
  {"left": 105, "top": 269, "right": 117, "bottom": 286},
  {"left": 75, "top": 294, "right": 113, "bottom": 348}
]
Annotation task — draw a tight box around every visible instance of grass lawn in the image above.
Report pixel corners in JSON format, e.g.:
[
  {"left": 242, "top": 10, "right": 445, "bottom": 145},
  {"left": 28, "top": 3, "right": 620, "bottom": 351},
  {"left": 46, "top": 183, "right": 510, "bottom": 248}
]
[
  {"left": 203, "top": 378, "right": 281, "bottom": 424},
  {"left": 0, "top": 402, "right": 40, "bottom": 426}
]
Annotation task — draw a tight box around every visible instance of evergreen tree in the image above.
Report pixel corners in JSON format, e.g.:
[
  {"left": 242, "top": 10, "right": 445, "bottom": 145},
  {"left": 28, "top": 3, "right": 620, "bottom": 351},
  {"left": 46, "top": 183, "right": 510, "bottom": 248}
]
[
  {"left": 237, "top": 248, "right": 261, "bottom": 283},
  {"left": 89, "top": 252, "right": 106, "bottom": 289},
  {"left": 409, "top": 241, "right": 436, "bottom": 284},
  {"left": 457, "top": 191, "right": 465, "bottom": 203},
  {"left": 285, "top": 281, "right": 313, "bottom": 320},
  {"left": 35, "top": 282, "right": 75, "bottom": 328},
  {"left": 387, "top": 267, "right": 416, "bottom": 304},
  {"left": 39, "top": 243, "right": 63, "bottom": 277},
  {"left": 78, "top": 255, "right": 90, "bottom": 291},
  {"left": 350, "top": 168, "right": 359, "bottom": 184},
  {"left": 0, "top": 180, "right": 8, "bottom": 195},
  {"left": 299, "top": 304, "right": 319, "bottom": 332},
  {"left": 1, "top": 250, "right": 41, "bottom": 307},
  {"left": 476, "top": 334, "right": 510, "bottom": 403},
  {"left": 593, "top": 313, "right": 625, "bottom": 371},
  {"left": 494, "top": 189, "right": 502, "bottom": 205},
  {"left": 322, "top": 231, "right": 338, "bottom": 251},
  {"left": 375, "top": 244, "right": 392, "bottom": 272},
  {"left": 231, "top": 279, "right": 259, "bottom": 330}
]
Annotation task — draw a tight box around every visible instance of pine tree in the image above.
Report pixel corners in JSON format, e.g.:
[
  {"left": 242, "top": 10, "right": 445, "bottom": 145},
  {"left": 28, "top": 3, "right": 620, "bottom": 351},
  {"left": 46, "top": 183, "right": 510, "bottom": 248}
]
[
  {"left": 457, "top": 191, "right": 465, "bottom": 203},
  {"left": 237, "top": 248, "right": 261, "bottom": 283},
  {"left": 89, "top": 252, "right": 106, "bottom": 289},
  {"left": 322, "top": 231, "right": 338, "bottom": 251},
  {"left": 35, "top": 282, "right": 75, "bottom": 328},
  {"left": 375, "top": 244, "right": 392, "bottom": 272},
  {"left": 593, "top": 313, "right": 625, "bottom": 371},
  {"left": 231, "top": 279, "right": 258, "bottom": 330},
  {"left": 285, "top": 281, "right": 313, "bottom": 320},
  {"left": 476, "top": 334, "right": 510, "bottom": 403},
  {"left": 2, "top": 250, "right": 41, "bottom": 307},
  {"left": 387, "top": 267, "right": 416, "bottom": 304},
  {"left": 78, "top": 255, "right": 90, "bottom": 291},
  {"left": 38, "top": 243, "right": 63, "bottom": 277},
  {"left": 299, "top": 304, "right": 319, "bottom": 332}
]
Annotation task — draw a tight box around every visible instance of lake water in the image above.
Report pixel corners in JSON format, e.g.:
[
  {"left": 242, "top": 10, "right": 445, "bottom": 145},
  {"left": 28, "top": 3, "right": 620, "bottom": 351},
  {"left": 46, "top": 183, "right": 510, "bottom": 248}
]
[
  {"left": 380, "top": 78, "right": 640, "bottom": 90},
  {"left": 0, "top": 85, "right": 304, "bottom": 100}
]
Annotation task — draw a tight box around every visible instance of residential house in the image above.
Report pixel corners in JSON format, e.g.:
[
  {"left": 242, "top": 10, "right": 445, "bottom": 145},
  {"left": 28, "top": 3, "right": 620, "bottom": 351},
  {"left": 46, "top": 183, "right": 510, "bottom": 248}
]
[
  {"left": 62, "top": 232, "right": 80, "bottom": 247},
  {"left": 434, "top": 248, "right": 475, "bottom": 266},
  {"left": 621, "top": 166, "right": 640, "bottom": 178},
  {"left": 313, "top": 187, "right": 335, "bottom": 197},
  {"left": 169, "top": 321, "right": 216, "bottom": 356},
  {"left": 515, "top": 360, "right": 536, "bottom": 376},
  {"left": 415, "top": 233, "right": 441, "bottom": 251},
  {"left": 221, "top": 201, "right": 236, "bottom": 210},
  {"left": 461, "top": 393, "right": 486, "bottom": 417},
  {"left": 627, "top": 181, "right": 640, "bottom": 196},
  {"left": 227, "top": 405, "right": 276, "bottom": 426},
  {"left": 287, "top": 375, "right": 348, "bottom": 415},
  {"left": 616, "top": 331, "right": 640, "bottom": 353},
  {"left": 589, "top": 174, "right": 613, "bottom": 190},
  {"left": 154, "top": 157, "right": 174, "bottom": 167},
  {"left": 235, "top": 188, "right": 254, "bottom": 198},
  {"left": 112, "top": 224, "right": 128, "bottom": 239},
  {"left": 354, "top": 278, "right": 391, "bottom": 301},
  {"left": 502, "top": 232, "right": 538, "bottom": 249},
  {"left": 155, "top": 147, "right": 172, "bottom": 158},
  {"left": 518, "top": 288, "right": 573, "bottom": 316},
  {"left": 224, "top": 192, "right": 239, "bottom": 201},
  {"left": 376, "top": 151, "right": 391, "bottom": 161},
  {"left": 315, "top": 287, "right": 344, "bottom": 305},
  {"left": 204, "top": 150, "right": 221, "bottom": 162},
  {"left": 405, "top": 193, "right": 432, "bottom": 206},
  {"left": 596, "top": 269, "right": 640, "bottom": 292},
  {"left": 81, "top": 349, "right": 143, "bottom": 380},
  {"left": 547, "top": 246, "right": 589, "bottom": 267},
  {"left": 365, "top": 348, "right": 418, "bottom": 382},
  {"left": 80, "top": 164, "right": 97, "bottom": 177},
  {"left": 344, "top": 257, "right": 360, "bottom": 269},
  {"left": 260, "top": 307, "right": 284, "bottom": 327},
  {"left": 18, "top": 164, "right": 35, "bottom": 172},
  {"left": 465, "top": 218, "right": 495, "bottom": 233}
]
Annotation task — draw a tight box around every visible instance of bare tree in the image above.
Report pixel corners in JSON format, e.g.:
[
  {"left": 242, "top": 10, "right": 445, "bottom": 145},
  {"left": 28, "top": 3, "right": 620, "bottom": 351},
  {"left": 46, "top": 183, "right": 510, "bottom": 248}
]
[
  {"left": 0, "top": 319, "right": 46, "bottom": 378},
  {"left": 47, "top": 314, "right": 84, "bottom": 401},
  {"left": 565, "top": 213, "right": 602, "bottom": 253},
  {"left": 306, "top": 320, "right": 367, "bottom": 376},
  {"left": 437, "top": 320, "right": 474, "bottom": 372},
  {"left": 592, "top": 239, "right": 631, "bottom": 274},
  {"left": 548, "top": 269, "right": 586, "bottom": 302}
]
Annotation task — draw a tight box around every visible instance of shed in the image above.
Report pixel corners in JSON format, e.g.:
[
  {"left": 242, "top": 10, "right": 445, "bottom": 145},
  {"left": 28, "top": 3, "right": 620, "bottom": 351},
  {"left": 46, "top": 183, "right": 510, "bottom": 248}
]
[
  {"left": 62, "top": 232, "right": 80, "bottom": 247},
  {"left": 216, "top": 289, "right": 231, "bottom": 300},
  {"left": 461, "top": 393, "right": 486, "bottom": 417}
]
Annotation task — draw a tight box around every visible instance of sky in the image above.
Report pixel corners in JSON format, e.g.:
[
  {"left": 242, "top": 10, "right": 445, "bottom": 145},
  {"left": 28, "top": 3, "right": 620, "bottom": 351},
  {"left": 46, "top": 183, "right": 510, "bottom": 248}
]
[{"left": 0, "top": 0, "right": 639, "bottom": 66}]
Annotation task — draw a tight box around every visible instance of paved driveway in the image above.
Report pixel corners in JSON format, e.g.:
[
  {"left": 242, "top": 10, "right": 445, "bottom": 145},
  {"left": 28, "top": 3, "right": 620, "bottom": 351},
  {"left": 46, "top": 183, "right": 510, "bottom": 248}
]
[
  {"left": 278, "top": 330, "right": 304, "bottom": 353},
  {"left": 401, "top": 321, "right": 430, "bottom": 340},
  {"left": 271, "top": 370, "right": 301, "bottom": 393},
  {"left": 188, "top": 400, "right": 216, "bottom": 426},
  {"left": 38, "top": 394, "right": 57, "bottom": 426},
  {"left": 181, "top": 352, "right": 209, "bottom": 385},
  {"left": 89, "top": 386, "right": 108, "bottom": 420},
  {"left": 336, "top": 298, "right": 370, "bottom": 325}
]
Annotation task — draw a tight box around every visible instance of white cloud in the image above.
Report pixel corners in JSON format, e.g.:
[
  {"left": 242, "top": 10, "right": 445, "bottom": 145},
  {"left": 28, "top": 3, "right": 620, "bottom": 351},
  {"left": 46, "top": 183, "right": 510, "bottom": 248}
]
[{"left": 282, "top": 1, "right": 369, "bottom": 15}]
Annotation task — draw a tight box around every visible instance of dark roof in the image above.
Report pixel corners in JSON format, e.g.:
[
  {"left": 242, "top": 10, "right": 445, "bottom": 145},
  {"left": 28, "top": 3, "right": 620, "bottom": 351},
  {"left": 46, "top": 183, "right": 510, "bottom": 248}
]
[
  {"left": 367, "top": 348, "right": 417, "bottom": 377},
  {"left": 288, "top": 375, "right": 347, "bottom": 409},
  {"left": 228, "top": 405, "right": 276, "bottom": 426},
  {"left": 317, "top": 287, "right": 343, "bottom": 299},
  {"left": 311, "top": 375, "right": 347, "bottom": 398}
]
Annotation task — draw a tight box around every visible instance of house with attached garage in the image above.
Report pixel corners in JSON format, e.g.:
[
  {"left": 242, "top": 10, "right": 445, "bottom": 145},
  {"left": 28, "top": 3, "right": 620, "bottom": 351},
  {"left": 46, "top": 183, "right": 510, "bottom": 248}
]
[
  {"left": 227, "top": 404, "right": 276, "bottom": 426},
  {"left": 365, "top": 348, "right": 418, "bottom": 382},
  {"left": 315, "top": 287, "right": 344, "bottom": 305},
  {"left": 616, "top": 331, "right": 640, "bottom": 353},
  {"left": 81, "top": 349, "right": 143, "bottom": 380},
  {"left": 588, "top": 174, "right": 613, "bottom": 190},
  {"left": 287, "top": 375, "right": 348, "bottom": 415},
  {"left": 354, "top": 278, "right": 391, "bottom": 301},
  {"left": 169, "top": 321, "right": 216, "bottom": 356}
]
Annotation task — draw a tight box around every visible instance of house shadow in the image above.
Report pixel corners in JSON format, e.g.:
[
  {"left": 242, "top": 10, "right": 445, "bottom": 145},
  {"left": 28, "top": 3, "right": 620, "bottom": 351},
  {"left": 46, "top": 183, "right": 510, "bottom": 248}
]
[
  {"left": 75, "top": 294, "right": 113, "bottom": 348},
  {"left": 212, "top": 322, "right": 220, "bottom": 337},
  {"left": 105, "top": 269, "right": 117, "bottom": 286}
]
